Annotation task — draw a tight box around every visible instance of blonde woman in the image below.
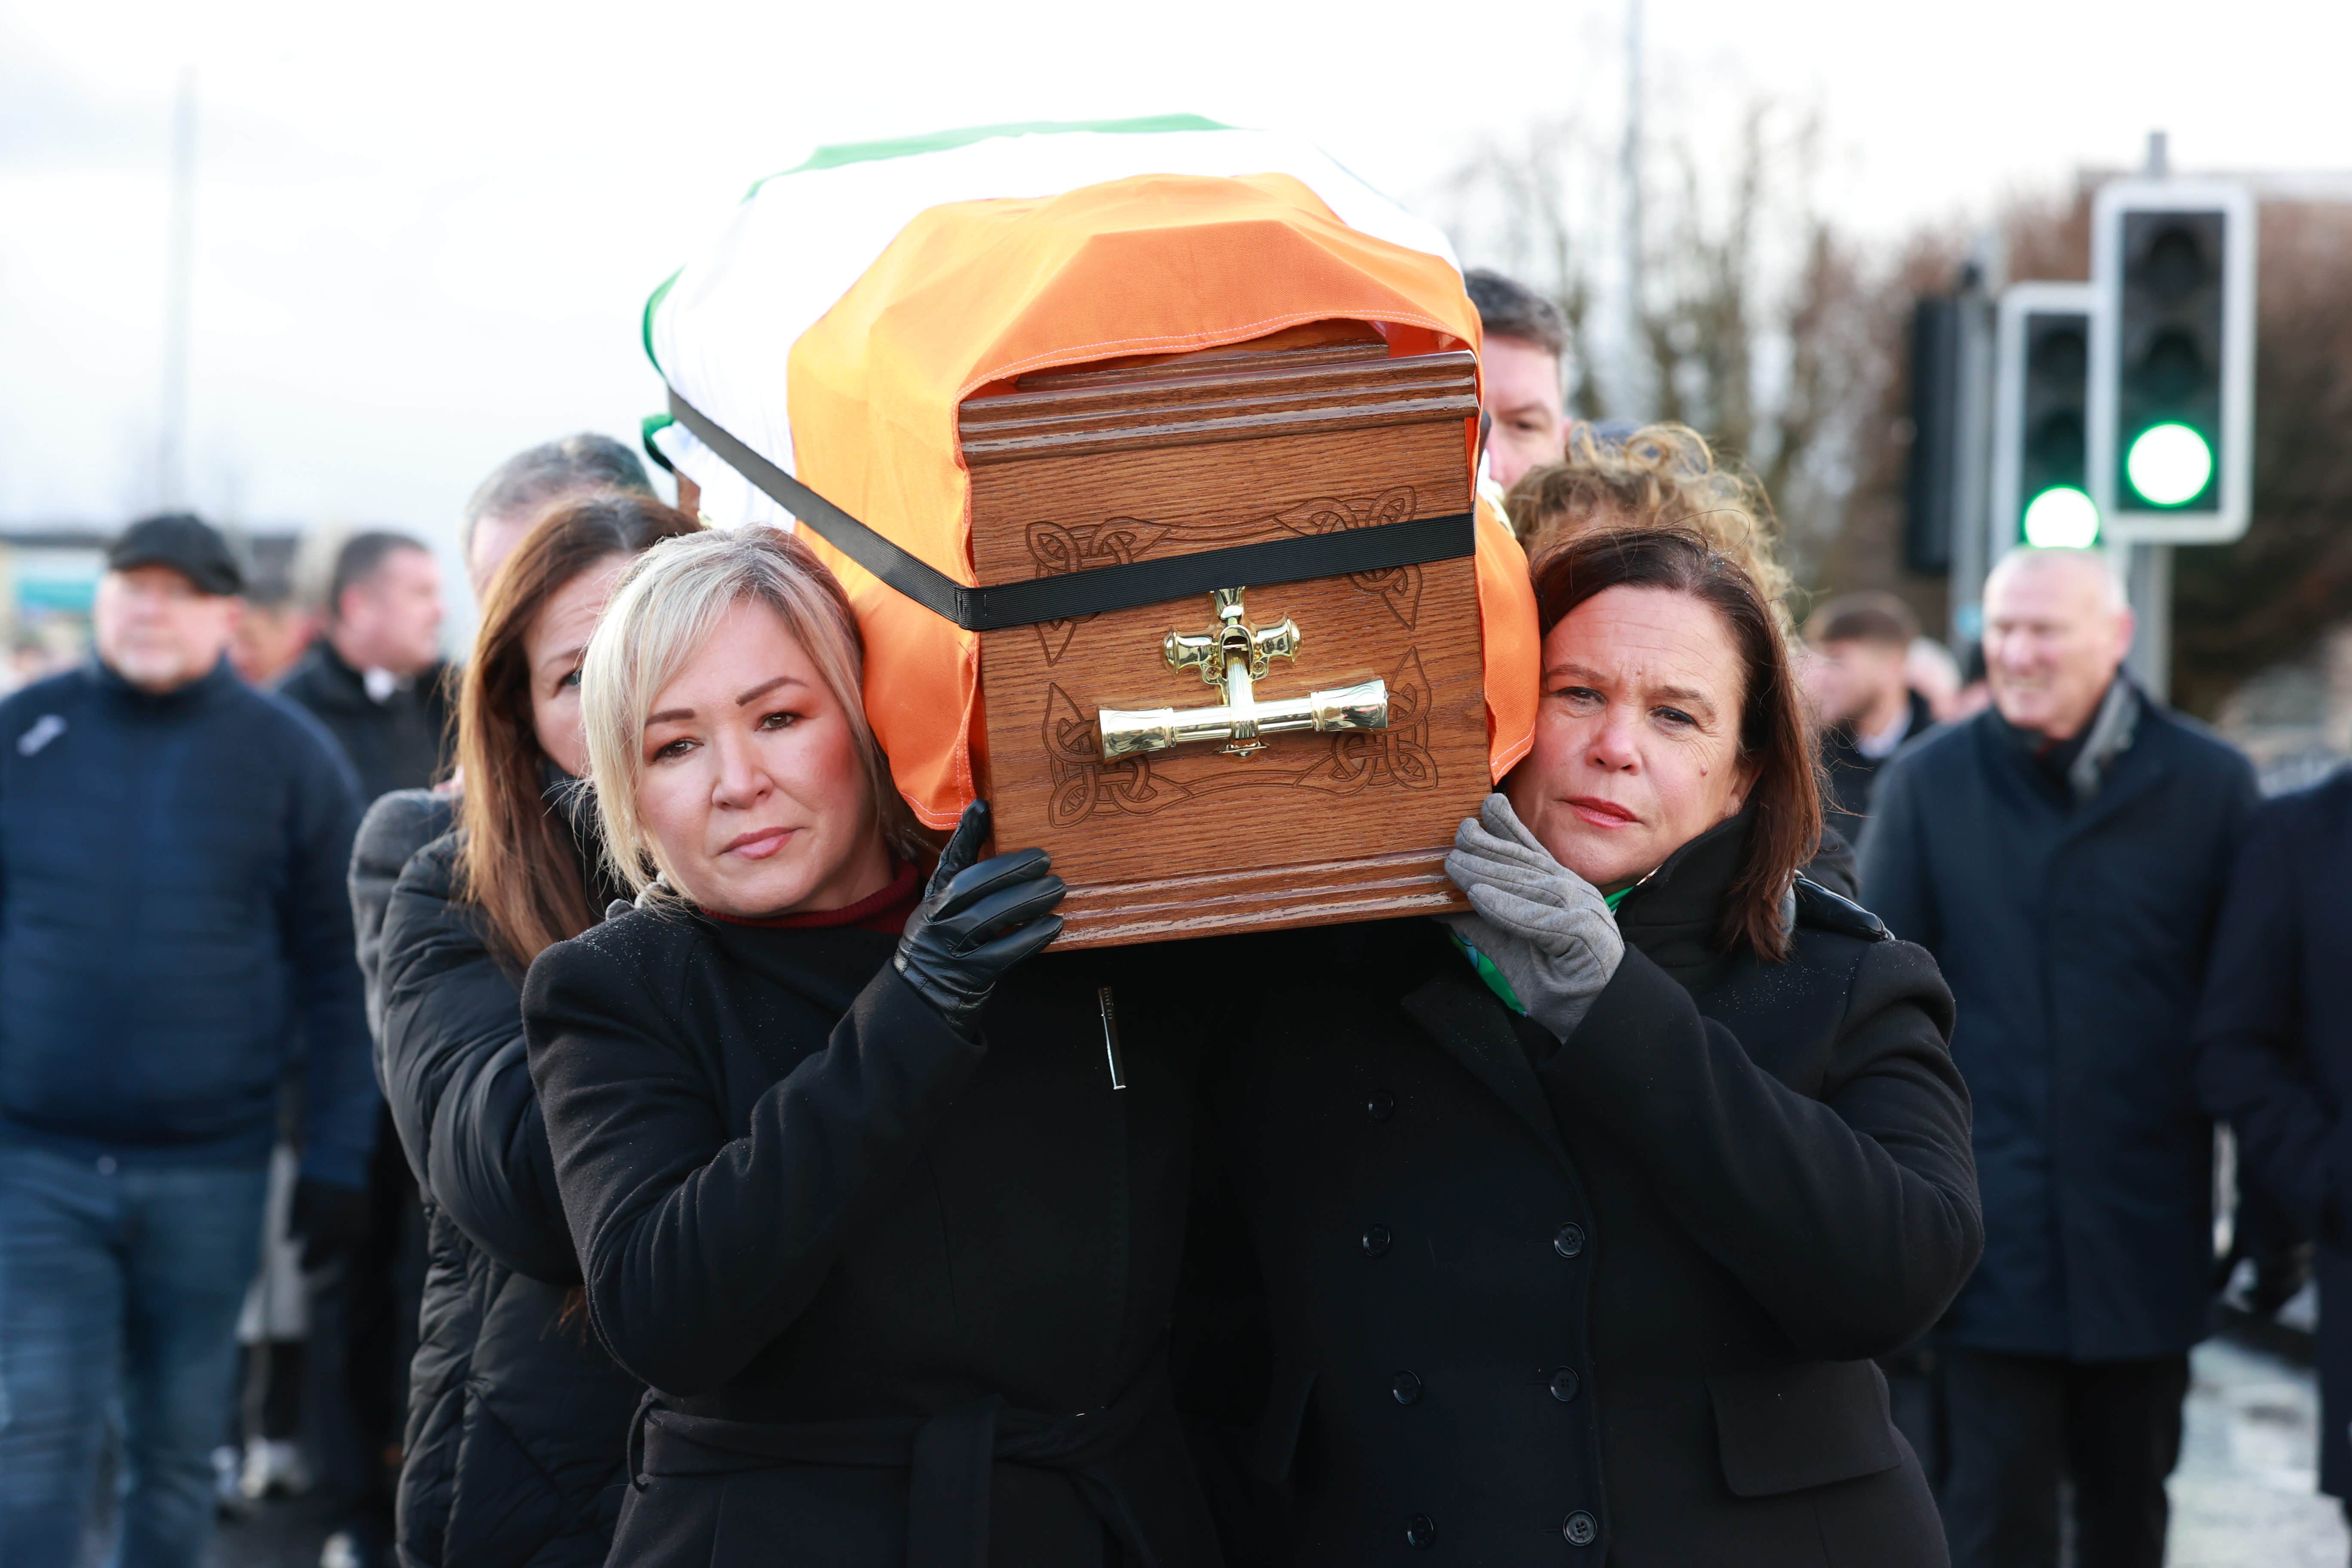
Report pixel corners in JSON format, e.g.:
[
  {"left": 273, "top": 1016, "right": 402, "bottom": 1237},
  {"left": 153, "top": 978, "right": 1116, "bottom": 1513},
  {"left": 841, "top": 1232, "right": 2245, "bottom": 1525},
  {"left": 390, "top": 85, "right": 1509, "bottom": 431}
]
[{"left": 521, "top": 527, "right": 1219, "bottom": 1568}]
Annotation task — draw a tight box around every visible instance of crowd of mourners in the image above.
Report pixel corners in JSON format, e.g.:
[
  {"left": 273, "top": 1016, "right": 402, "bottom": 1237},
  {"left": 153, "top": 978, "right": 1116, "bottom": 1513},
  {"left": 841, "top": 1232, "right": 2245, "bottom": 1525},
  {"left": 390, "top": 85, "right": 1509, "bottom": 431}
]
[{"left": 0, "top": 269, "right": 2343, "bottom": 1568}]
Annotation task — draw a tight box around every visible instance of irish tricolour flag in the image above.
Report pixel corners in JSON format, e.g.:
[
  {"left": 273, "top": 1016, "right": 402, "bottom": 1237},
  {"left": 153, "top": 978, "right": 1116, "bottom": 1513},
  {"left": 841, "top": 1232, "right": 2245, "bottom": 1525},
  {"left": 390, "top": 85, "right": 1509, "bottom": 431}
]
[{"left": 638, "top": 116, "right": 1522, "bottom": 827}]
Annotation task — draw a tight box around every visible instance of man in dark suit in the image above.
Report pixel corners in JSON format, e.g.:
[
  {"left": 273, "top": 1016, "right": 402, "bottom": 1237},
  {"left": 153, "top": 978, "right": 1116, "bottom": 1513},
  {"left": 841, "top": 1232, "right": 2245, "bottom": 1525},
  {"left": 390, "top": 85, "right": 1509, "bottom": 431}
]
[
  {"left": 1806, "top": 591, "right": 1936, "bottom": 835},
  {"left": 2194, "top": 770, "right": 2352, "bottom": 1533},
  {"left": 275, "top": 529, "right": 448, "bottom": 1568},
  {"left": 1859, "top": 547, "right": 2259, "bottom": 1568},
  {"left": 276, "top": 531, "right": 450, "bottom": 804}
]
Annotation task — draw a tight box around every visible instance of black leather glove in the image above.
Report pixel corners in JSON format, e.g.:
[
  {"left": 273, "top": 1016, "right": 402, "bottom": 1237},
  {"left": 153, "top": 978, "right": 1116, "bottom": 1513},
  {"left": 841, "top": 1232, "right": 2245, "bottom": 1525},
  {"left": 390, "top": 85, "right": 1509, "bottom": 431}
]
[
  {"left": 289, "top": 1176, "right": 372, "bottom": 1273},
  {"left": 894, "top": 799, "right": 1066, "bottom": 1038}
]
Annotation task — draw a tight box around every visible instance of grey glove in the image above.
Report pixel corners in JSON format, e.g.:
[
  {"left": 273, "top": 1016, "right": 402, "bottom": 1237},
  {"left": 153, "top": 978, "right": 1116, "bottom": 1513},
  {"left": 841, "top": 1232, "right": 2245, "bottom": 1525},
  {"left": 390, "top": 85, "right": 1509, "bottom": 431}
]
[{"left": 1442, "top": 793, "right": 1625, "bottom": 1037}]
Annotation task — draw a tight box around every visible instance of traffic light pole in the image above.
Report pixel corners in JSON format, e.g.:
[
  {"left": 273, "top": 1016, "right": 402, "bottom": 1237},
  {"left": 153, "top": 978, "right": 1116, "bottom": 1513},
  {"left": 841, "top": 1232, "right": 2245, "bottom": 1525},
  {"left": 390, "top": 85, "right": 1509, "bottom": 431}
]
[
  {"left": 2125, "top": 542, "right": 2172, "bottom": 698},
  {"left": 1948, "top": 234, "right": 2003, "bottom": 650},
  {"left": 2122, "top": 133, "right": 2175, "bottom": 701}
]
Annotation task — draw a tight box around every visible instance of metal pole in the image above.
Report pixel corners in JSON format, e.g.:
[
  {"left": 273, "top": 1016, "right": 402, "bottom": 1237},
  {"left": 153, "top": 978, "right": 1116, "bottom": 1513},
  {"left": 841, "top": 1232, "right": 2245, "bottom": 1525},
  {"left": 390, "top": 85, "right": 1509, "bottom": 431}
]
[
  {"left": 1949, "top": 233, "right": 2005, "bottom": 649},
  {"left": 1619, "top": 0, "right": 1647, "bottom": 420},
  {"left": 158, "top": 68, "right": 197, "bottom": 511},
  {"left": 2125, "top": 545, "right": 2172, "bottom": 698},
  {"left": 2125, "top": 129, "right": 2173, "bottom": 699}
]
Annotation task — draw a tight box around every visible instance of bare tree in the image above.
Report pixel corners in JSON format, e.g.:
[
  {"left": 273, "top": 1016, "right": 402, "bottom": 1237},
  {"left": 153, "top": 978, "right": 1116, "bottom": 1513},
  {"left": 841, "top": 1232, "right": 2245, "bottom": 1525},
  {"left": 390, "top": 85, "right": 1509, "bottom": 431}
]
[
  {"left": 1804, "top": 230, "right": 1969, "bottom": 635},
  {"left": 1440, "top": 116, "right": 1607, "bottom": 417},
  {"left": 1439, "top": 98, "right": 1886, "bottom": 596}
]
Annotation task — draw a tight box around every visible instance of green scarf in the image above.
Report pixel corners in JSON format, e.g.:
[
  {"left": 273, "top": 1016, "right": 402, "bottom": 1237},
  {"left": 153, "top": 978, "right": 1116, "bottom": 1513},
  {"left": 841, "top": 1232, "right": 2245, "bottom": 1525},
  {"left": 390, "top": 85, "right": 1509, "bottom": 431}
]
[{"left": 1451, "top": 885, "right": 1632, "bottom": 1015}]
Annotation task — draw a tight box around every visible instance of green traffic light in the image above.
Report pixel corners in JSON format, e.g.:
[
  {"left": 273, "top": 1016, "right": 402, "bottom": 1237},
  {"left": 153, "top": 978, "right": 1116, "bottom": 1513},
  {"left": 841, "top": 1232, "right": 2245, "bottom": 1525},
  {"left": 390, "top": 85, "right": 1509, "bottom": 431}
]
[
  {"left": 2125, "top": 423, "right": 2214, "bottom": 506},
  {"left": 2022, "top": 486, "right": 2101, "bottom": 548}
]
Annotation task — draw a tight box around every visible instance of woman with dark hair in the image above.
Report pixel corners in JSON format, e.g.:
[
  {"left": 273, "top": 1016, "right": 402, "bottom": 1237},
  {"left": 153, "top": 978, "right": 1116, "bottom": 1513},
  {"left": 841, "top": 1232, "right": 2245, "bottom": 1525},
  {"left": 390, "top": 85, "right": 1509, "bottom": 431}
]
[
  {"left": 1194, "top": 527, "right": 1982, "bottom": 1565},
  {"left": 371, "top": 493, "right": 701, "bottom": 1568}
]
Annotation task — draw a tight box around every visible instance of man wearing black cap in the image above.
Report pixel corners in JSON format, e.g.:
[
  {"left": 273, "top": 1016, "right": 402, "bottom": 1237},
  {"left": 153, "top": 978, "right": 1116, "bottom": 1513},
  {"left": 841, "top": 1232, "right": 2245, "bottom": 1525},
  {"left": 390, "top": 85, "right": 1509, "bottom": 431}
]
[{"left": 0, "top": 514, "right": 378, "bottom": 1568}]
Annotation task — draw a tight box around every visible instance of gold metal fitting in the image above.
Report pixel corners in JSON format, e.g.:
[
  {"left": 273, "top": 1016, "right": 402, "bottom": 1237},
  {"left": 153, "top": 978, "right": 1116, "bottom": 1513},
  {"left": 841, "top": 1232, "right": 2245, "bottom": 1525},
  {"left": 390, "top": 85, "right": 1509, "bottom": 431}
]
[{"left": 1094, "top": 586, "right": 1390, "bottom": 760}]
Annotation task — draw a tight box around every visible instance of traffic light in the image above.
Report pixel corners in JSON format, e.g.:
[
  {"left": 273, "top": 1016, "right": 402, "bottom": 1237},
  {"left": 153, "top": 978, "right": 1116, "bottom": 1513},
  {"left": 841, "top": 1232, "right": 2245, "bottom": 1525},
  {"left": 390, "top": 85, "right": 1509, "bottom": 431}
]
[
  {"left": 2089, "top": 180, "right": 2255, "bottom": 542},
  {"left": 1903, "top": 297, "right": 1963, "bottom": 573},
  {"left": 1993, "top": 282, "right": 2099, "bottom": 550}
]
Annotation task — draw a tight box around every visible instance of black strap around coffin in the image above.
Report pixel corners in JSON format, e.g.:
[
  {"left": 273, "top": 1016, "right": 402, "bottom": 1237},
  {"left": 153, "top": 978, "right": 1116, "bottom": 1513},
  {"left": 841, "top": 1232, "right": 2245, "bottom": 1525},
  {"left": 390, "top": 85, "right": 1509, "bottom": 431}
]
[{"left": 667, "top": 386, "right": 1475, "bottom": 633}]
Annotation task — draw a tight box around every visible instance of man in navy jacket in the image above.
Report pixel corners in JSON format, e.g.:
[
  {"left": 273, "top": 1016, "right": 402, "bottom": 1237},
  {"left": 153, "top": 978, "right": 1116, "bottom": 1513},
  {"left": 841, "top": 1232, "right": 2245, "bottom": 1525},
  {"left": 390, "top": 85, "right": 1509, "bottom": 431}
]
[
  {"left": 0, "top": 515, "right": 377, "bottom": 1568},
  {"left": 1859, "top": 548, "right": 2258, "bottom": 1568},
  {"left": 2194, "top": 770, "right": 2352, "bottom": 1522}
]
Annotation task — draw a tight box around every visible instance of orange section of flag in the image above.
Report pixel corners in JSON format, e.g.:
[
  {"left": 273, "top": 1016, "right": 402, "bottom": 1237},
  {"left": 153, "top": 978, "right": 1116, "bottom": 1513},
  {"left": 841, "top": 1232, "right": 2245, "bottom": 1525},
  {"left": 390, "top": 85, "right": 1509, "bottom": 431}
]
[{"left": 787, "top": 170, "right": 1536, "bottom": 827}]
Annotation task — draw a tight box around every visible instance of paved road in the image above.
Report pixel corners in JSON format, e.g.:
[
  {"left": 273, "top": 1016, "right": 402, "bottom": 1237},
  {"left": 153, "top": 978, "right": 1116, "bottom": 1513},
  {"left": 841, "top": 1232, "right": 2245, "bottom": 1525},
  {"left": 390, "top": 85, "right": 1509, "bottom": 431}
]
[
  {"left": 198, "top": 1333, "right": 2348, "bottom": 1567},
  {"left": 2170, "top": 1335, "right": 2345, "bottom": 1567}
]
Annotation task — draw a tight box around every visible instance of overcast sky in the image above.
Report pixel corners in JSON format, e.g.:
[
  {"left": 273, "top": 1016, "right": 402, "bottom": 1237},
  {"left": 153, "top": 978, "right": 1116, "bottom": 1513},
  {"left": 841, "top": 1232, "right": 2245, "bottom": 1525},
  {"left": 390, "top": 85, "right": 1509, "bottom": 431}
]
[{"left": 4, "top": 0, "right": 2346, "bottom": 619}]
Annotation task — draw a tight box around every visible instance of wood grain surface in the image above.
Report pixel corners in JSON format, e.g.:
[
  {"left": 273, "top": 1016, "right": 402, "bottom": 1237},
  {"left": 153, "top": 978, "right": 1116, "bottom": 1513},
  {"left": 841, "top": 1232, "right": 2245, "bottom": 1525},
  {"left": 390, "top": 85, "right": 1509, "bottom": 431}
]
[
  {"left": 960, "top": 349, "right": 1479, "bottom": 466},
  {"left": 959, "top": 346, "right": 1490, "bottom": 947}
]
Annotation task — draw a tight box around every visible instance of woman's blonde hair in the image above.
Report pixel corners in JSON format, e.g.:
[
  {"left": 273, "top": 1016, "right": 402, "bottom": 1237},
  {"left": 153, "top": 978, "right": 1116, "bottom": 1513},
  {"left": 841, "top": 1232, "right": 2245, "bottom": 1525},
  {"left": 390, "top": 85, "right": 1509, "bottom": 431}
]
[
  {"left": 1504, "top": 423, "right": 1794, "bottom": 620},
  {"left": 578, "top": 525, "right": 919, "bottom": 904}
]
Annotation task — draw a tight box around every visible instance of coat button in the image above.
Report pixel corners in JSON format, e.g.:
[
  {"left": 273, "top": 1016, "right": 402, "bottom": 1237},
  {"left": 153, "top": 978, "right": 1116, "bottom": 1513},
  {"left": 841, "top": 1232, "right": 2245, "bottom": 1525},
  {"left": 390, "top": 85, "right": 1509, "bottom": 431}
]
[
  {"left": 1362, "top": 1223, "right": 1392, "bottom": 1259},
  {"left": 1392, "top": 1371, "right": 1423, "bottom": 1406},
  {"left": 1550, "top": 1367, "right": 1581, "bottom": 1402},
  {"left": 1405, "top": 1514, "right": 1436, "bottom": 1549},
  {"left": 1563, "top": 1510, "right": 1599, "bottom": 1546},
  {"left": 1553, "top": 1223, "right": 1586, "bottom": 1259},
  {"left": 1366, "top": 1090, "right": 1396, "bottom": 1121}
]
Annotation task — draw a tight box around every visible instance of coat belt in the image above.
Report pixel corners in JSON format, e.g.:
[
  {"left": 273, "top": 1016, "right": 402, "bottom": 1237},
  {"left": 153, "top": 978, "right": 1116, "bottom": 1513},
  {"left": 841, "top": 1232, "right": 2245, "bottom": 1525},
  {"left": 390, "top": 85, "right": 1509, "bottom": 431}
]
[{"left": 626, "top": 1366, "right": 1166, "bottom": 1568}]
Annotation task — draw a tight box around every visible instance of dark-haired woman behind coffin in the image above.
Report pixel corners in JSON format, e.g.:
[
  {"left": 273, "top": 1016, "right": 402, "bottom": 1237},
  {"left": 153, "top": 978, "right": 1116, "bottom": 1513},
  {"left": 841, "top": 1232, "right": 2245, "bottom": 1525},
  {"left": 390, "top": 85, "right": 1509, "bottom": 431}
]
[
  {"left": 1196, "top": 527, "right": 1982, "bottom": 1566},
  {"left": 521, "top": 526, "right": 1219, "bottom": 1568},
  {"left": 372, "top": 493, "right": 701, "bottom": 1568}
]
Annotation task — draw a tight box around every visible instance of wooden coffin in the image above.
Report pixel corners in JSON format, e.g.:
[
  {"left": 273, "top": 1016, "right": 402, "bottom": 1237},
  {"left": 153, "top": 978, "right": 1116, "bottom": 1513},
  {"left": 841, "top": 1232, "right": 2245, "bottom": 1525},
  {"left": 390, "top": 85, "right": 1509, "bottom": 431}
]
[{"left": 957, "top": 337, "right": 1491, "bottom": 947}]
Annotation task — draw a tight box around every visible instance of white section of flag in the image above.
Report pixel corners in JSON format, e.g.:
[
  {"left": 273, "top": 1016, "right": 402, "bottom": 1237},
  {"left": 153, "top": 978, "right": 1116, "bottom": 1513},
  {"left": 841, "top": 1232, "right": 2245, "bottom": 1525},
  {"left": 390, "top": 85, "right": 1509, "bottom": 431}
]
[{"left": 646, "top": 124, "right": 1461, "bottom": 533}]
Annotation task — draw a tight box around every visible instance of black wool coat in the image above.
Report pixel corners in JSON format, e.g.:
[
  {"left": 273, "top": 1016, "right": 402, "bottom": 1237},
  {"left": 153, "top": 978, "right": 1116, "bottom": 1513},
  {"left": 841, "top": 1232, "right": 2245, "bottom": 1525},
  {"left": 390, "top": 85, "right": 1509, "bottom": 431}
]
[
  {"left": 1859, "top": 690, "right": 2258, "bottom": 1360},
  {"left": 278, "top": 640, "right": 453, "bottom": 804},
  {"left": 1191, "top": 818, "right": 1980, "bottom": 1567},
  {"left": 1820, "top": 690, "right": 1936, "bottom": 836},
  {"left": 521, "top": 907, "right": 1222, "bottom": 1568},
  {"left": 372, "top": 802, "right": 641, "bottom": 1568},
  {"left": 2193, "top": 769, "right": 2352, "bottom": 1495}
]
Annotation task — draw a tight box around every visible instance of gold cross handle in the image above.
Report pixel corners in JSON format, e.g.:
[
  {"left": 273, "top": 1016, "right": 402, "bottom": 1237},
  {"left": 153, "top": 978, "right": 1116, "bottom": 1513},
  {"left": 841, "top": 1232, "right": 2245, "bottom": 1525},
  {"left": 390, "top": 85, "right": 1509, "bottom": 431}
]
[
  {"left": 1165, "top": 587, "right": 1299, "bottom": 689},
  {"left": 1098, "top": 678, "right": 1390, "bottom": 760},
  {"left": 1093, "top": 585, "right": 1388, "bottom": 760}
]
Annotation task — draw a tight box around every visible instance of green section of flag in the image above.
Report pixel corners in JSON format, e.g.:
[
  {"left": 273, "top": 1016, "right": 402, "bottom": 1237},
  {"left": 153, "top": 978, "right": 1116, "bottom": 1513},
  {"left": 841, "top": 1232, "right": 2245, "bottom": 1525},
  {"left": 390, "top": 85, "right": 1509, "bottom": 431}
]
[
  {"left": 641, "top": 267, "right": 683, "bottom": 372},
  {"left": 639, "top": 413, "right": 676, "bottom": 474},
  {"left": 1450, "top": 929, "right": 1528, "bottom": 1015},
  {"left": 748, "top": 113, "right": 1231, "bottom": 196},
  {"left": 1453, "top": 885, "right": 1633, "bottom": 1015}
]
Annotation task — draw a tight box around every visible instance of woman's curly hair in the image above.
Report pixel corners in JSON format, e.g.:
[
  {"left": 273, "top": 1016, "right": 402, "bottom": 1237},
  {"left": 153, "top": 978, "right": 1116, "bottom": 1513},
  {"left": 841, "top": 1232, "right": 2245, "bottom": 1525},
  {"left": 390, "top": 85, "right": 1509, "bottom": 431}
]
[{"left": 1503, "top": 423, "right": 1795, "bottom": 628}]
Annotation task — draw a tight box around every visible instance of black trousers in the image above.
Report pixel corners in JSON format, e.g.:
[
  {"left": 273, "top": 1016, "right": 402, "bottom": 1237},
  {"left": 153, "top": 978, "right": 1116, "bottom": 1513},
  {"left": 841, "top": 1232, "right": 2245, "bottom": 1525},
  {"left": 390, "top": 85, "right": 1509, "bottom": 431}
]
[
  {"left": 306, "top": 1108, "right": 426, "bottom": 1533},
  {"left": 1939, "top": 1345, "right": 2189, "bottom": 1568}
]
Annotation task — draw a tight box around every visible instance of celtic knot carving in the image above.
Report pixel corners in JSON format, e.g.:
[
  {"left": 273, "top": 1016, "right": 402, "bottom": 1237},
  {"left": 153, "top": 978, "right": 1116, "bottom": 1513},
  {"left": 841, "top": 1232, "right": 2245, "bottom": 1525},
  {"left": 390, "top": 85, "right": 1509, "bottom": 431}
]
[
  {"left": 1294, "top": 649, "right": 1438, "bottom": 795},
  {"left": 1021, "top": 519, "right": 1173, "bottom": 665},
  {"left": 1044, "top": 684, "right": 1171, "bottom": 827},
  {"left": 1015, "top": 488, "right": 1428, "bottom": 667},
  {"left": 1269, "top": 487, "right": 1424, "bottom": 629}
]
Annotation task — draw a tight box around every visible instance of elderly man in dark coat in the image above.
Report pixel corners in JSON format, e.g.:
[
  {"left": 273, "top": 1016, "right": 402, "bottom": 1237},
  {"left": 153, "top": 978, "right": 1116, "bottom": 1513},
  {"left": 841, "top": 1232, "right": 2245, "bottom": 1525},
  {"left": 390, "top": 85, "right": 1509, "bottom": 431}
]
[
  {"left": 1859, "top": 547, "right": 2258, "bottom": 1568},
  {"left": 2193, "top": 769, "right": 2352, "bottom": 1526}
]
